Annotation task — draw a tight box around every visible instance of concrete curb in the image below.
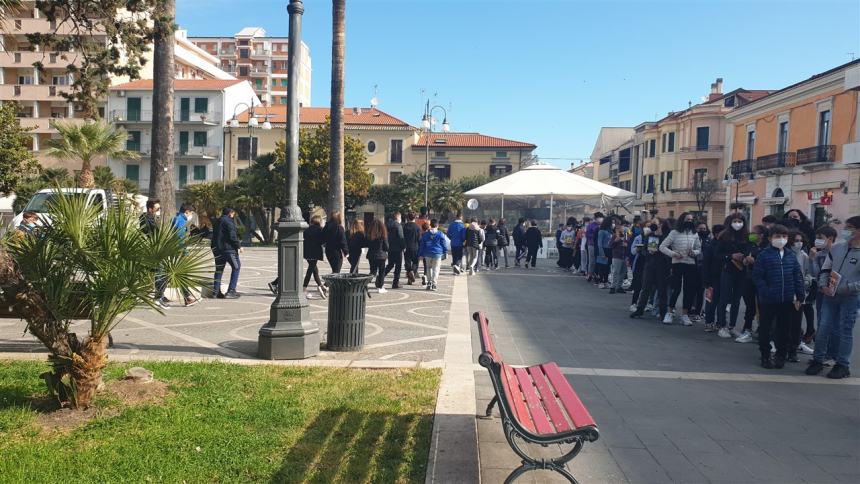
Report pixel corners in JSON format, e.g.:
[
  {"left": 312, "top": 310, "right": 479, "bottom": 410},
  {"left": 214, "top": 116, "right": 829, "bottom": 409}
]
[
  {"left": 425, "top": 273, "right": 480, "bottom": 484},
  {"left": 0, "top": 352, "right": 443, "bottom": 369}
]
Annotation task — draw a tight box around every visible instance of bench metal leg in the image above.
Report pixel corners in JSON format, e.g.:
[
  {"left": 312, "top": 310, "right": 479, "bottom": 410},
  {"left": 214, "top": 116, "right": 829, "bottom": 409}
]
[
  {"left": 484, "top": 395, "right": 498, "bottom": 417},
  {"left": 502, "top": 420, "right": 583, "bottom": 484}
]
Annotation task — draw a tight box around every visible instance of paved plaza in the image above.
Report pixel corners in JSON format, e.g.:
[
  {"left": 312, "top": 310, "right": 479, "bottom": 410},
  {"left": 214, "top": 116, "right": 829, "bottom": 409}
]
[
  {"left": 0, "top": 247, "right": 453, "bottom": 366},
  {"left": 469, "top": 263, "right": 860, "bottom": 483}
]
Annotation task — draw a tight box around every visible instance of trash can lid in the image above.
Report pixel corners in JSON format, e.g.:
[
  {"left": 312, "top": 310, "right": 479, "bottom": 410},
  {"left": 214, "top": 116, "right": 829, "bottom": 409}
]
[{"left": 322, "top": 273, "right": 374, "bottom": 285}]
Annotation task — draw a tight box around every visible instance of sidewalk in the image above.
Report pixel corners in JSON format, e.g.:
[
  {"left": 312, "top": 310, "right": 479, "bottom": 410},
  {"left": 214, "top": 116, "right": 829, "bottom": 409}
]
[{"left": 469, "top": 260, "right": 860, "bottom": 483}]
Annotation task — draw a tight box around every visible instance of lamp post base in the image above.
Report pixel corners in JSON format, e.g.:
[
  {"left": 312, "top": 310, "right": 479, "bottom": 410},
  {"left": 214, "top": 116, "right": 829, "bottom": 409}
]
[{"left": 258, "top": 218, "right": 320, "bottom": 360}]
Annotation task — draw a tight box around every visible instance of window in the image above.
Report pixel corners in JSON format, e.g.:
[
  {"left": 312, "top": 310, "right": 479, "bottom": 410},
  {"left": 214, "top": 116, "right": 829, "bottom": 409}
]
[
  {"left": 618, "top": 148, "right": 631, "bottom": 172},
  {"left": 194, "top": 98, "right": 208, "bottom": 113},
  {"left": 126, "top": 97, "right": 142, "bottom": 121},
  {"left": 666, "top": 171, "right": 673, "bottom": 190},
  {"left": 696, "top": 127, "right": 709, "bottom": 150},
  {"left": 818, "top": 110, "right": 831, "bottom": 145},
  {"left": 238, "top": 137, "right": 258, "bottom": 160},
  {"left": 281, "top": 79, "right": 287, "bottom": 87},
  {"left": 430, "top": 164, "right": 451, "bottom": 180},
  {"left": 661, "top": 133, "right": 667, "bottom": 153},
  {"left": 490, "top": 164, "right": 512, "bottom": 177},
  {"left": 193, "top": 131, "right": 207, "bottom": 147},
  {"left": 255, "top": 79, "right": 262, "bottom": 89},
  {"left": 667, "top": 132, "right": 675, "bottom": 152},
  {"left": 746, "top": 130, "right": 756, "bottom": 159},
  {"left": 17, "top": 76, "right": 33, "bottom": 85},
  {"left": 646, "top": 175, "right": 655, "bottom": 194},
  {"left": 599, "top": 155, "right": 612, "bottom": 165},
  {"left": 272, "top": 79, "right": 277, "bottom": 88},
  {"left": 126, "top": 131, "right": 141, "bottom": 152},
  {"left": 193, "top": 165, "right": 206, "bottom": 181},
  {"left": 177, "top": 165, "right": 188, "bottom": 188},
  {"left": 239, "top": 66, "right": 249, "bottom": 76},
  {"left": 724, "top": 96, "right": 735, "bottom": 108},
  {"left": 367, "top": 140, "right": 376, "bottom": 153},
  {"left": 239, "top": 49, "right": 249, "bottom": 59},
  {"left": 648, "top": 139, "right": 656, "bottom": 157},
  {"left": 778, "top": 121, "right": 789, "bottom": 153},
  {"left": 126, "top": 164, "right": 139, "bottom": 182},
  {"left": 390, "top": 139, "right": 403, "bottom": 163},
  {"left": 238, "top": 40, "right": 249, "bottom": 46},
  {"left": 280, "top": 97, "right": 287, "bottom": 105},
  {"left": 495, "top": 151, "right": 508, "bottom": 159},
  {"left": 660, "top": 172, "right": 665, "bottom": 192},
  {"left": 434, "top": 151, "right": 446, "bottom": 158},
  {"left": 52, "top": 75, "right": 68, "bottom": 86},
  {"left": 693, "top": 168, "right": 707, "bottom": 185},
  {"left": 389, "top": 171, "right": 402, "bottom": 184}
]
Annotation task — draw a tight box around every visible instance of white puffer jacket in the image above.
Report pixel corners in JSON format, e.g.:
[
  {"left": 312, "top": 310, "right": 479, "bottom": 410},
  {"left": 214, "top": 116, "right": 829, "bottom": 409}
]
[{"left": 659, "top": 229, "right": 702, "bottom": 265}]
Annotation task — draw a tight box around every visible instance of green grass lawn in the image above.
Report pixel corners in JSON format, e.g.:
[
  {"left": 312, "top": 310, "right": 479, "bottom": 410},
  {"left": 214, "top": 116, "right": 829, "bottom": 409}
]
[{"left": 0, "top": 360, "right": 440, "bottom": 483}]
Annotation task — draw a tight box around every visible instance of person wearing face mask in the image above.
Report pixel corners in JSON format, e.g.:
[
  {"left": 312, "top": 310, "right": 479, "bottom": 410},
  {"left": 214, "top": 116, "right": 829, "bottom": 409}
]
[
  {"left": 465, "top": 219, "right": 484, "bottom": 275},
  {"left": 787, "top": 230, "right": 815, "bottom": 361},
  {"left": 713, "top": 215, "right": 752, "bottom": 337},
  {"left": 701, "top": 223, "right": 725, "bottom": 331},
  {"left": 578, "top": 217, "right": 591, "bottom": 275},
  {"left": 808, "top": 225, "right": 838, "bottom": 350},
  {"left": 691, "top": 223, "right": 711, "bottom": 321},
  {"left": 595, "top": 216, "right": 614, "bottom": 288},
  {"left": 782, "top": 209, "right": 816, "bottom": 244},
  {"left": 630, "top": 220, "right": 671, "bottom": 319},
  {"left": 418, "top": 219, "right": 448, "bottom": 291},
  {"left": 806, "top": 216, "right": 860, "bottom": 379},
  {"left": 211, "top": 207, "right": 243, "bottom": 299},
  {"left": 628, "top": 222, "right": 649, "bottom": 311},
  {"left": 752, "top": 224, "right": 805, "bottom": 370},
  {"left": 659, "top": 213, "right": 703, "bottom": 325},
  {"left": 172, "top": 203, "right": 200, "bottom": 307},
  {"left": 735, "top": 225, "right": 769, "bottom": 343},
  {"left": 585, "top": 212, "right": 603, "bottom": 281},
  {"left": 15, "top": 211, "right": 39, "bottom": 239}
]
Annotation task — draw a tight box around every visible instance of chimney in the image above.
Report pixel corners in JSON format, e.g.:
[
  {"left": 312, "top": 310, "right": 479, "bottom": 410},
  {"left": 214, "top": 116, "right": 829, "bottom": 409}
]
[
  {"left": 708, "top": 78, "right": 724, "bottom": 102},
  {"left": 715, "top": 78, "right": 723, "bottom": 94}
]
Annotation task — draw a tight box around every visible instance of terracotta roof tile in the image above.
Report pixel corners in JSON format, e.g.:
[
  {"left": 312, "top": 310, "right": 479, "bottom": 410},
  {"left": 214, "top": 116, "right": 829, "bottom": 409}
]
[
  {"left": 235, "top": 106, "right": 411, "bottom": 127},
  {"left": 412, "top": 133, "right": 536, "bottom": 149},
  {"left": 111, "top": 79, "right": 246, "bottom": 90}
]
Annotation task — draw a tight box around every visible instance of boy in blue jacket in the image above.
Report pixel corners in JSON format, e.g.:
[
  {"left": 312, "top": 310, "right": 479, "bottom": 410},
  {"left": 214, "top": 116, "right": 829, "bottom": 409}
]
[
  {"left": 447, "top": 212, "right": 466, "bottom": 275},
  {"left": 752, "top": 224, "right": 805, "bottom": 369},
  {"left": 418, "top": 219, "right": 448, "bottom": 291}
]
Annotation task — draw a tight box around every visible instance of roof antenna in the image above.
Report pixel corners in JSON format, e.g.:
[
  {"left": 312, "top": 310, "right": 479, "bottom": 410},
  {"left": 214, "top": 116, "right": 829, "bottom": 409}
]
[
  {"left": 848, "top": 52, "right": 856, "bottom": 61},
  {"left": 370, "top": 84, "right": 379, "bottom": 109}
]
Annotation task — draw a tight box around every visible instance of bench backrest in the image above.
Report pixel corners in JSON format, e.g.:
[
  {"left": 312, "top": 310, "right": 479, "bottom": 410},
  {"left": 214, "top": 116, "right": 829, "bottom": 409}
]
[{"left": 473, "top": 311, "right": 499, "bottom": 361}]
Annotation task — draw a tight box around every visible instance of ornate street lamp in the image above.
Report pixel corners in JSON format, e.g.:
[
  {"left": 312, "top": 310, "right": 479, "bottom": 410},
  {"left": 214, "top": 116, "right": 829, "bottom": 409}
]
[
  {"left": 421, "top": 99, "right": 450, "bottom": 212},
  {"left": 258, "top": 0, "right": 319, "bottom": 359},
  {"left": 226, "top": 99, "right": 271, "bottom": 187}
]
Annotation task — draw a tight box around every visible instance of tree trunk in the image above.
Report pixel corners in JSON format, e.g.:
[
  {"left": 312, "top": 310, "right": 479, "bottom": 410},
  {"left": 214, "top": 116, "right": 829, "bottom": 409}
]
[
  {"left": 70, "top": 335, "right": 108, "bottom": 408},
  {"left": 329, "top": 0, "right": 346, "bottom": 218},
  {"left": 149, "top": 0, "right": 177, "bottom": 215},
  {"left": 78, "top": 159, "right": 94, "bottom": 188}
]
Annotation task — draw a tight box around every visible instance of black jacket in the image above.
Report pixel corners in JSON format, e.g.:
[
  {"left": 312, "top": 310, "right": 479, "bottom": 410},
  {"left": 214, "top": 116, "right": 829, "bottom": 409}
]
[
  {"left": 512, "top": 224, "right": 526, "bottom": 245},
  {"left": 403, "top": 221, "right": 421, "bottom": 251},
  {"left": 348, "top": 232, "right": 367, "bottom": 260},
  {"left": 366, "top": 236, "right": 389, "bottom": 261},
  {"left": 525, "top": 226, "right": 543, "bottom": 249},
  {"left": 484, "top": 224, "right": 499, "bottom": 247},
  {"left": 212, "top": 215, "right": 240, "bottom": 252},
  {"left": 386, "top": 218, "right": 405, "bottom": 252},
  {"left": 322, "top": 223, "right": 348, "bottom": 258},
  {"left": 714, "top": 236, "right": 752, "bottom": 274},
  {"left": 466, "top": 226, "right": 484, "bottom": 249},
  {"left": 497, "top": 224, "right": 510, "bottom": 247},
  {"left": 139, "top": 212, "right": 157, "bottom": 235},
  {"left": 304, "top": 224, "right": 325, "bottom": 261}
]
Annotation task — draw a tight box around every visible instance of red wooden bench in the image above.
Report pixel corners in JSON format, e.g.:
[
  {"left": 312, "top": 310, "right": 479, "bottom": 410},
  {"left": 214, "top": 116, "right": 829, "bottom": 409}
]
[{"left": 474, "top": 311, "right": 599, "bottom": 483}]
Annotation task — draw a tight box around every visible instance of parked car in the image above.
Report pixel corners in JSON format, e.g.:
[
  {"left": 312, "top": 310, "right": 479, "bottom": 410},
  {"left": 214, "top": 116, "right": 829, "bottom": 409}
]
[{"left": 7, "top": 188, "right": 146, "bottom": 230}]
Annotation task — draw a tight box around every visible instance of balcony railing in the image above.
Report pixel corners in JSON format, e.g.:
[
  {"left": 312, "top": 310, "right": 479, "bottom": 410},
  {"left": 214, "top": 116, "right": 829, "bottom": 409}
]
[
  {"left": 755, "top": 152, "right": 796, "bottom": 171},
  {"left": 731, "top": 159, "right": 753, "bottom": 176},
  {"left": 680, "top": 145, "right": 724, "bottom": 153},
  {"left": 111, "top": 109, "right": 152, "bottom": 122},
  {"left": 796, "top": 145, "right": 835, "bottom": 165},
  {"left": 176, "top": 147, "right": 219, "bottom": 159}
]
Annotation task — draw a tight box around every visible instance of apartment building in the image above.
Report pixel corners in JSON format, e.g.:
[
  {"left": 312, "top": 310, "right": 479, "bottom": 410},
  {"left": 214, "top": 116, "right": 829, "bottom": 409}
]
[
  {"left": 592, "top": 80, "right": 772, "bottom": 223},
  {"left": 725, "top": 60, "right": 860, "bottom": 226},
  {"left": 411, "top": 132, "right": 536, "bottom": 181},
  {"left": 189, "top": 27, "right": 311, "bottom": 107},
  {"left": 106, "top": 79, "right": 259, "bottom": 192}
]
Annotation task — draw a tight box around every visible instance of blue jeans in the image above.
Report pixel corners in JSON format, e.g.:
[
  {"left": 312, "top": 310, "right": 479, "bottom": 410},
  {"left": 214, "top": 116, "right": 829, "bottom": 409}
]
[
  {"left": 813, "top": 295, "right": 860, "bottom": 367},
  {"left": 213, "top": 249, "right": 241, "bottom": 293}
]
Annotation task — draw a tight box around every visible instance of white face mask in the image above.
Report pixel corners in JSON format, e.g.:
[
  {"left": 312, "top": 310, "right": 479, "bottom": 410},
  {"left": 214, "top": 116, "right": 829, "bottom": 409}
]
[
  {"left": 643, "top": 227, "right": 651, "bottom": 236},
  {"left": 840, "top": 229, "right": 854, "bottom": 241},
  {"left": 771, "top": 237, "right": 788, "bottom": 249},
  {"left": 596, "top": 218, "right": 604, "bottom": 223},
  {"left": 731, "top": 222, "right": 744, "bottom": 231},
  {"left": 793, "top": 241, "right": 803, "bottom": 251},
  {"left": 814, "top": 238, "right": 827, "bottom": 249},
  {"left": 154, "top": 210, "right": 162, "bottom": 217}
]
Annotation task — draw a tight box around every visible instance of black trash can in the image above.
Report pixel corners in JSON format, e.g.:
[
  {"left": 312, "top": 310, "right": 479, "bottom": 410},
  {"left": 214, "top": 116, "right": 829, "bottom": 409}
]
[{"left": 322, "top": 273, "right": 373, "bottom": 351}]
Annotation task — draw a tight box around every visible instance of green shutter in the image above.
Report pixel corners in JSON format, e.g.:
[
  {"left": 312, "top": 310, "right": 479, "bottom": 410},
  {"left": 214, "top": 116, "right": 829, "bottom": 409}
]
[
  {"left": 126, "top": 164, "right": 139, "bottom": 182},
  {"left": 194, "top": 97, "right": 208, "bottom": 113},
  {"left": 193, "top": 131, "right": 207, "bottom": 147},
  {"left": 193, "top": 165, "right": 206, "bottom": 180}
]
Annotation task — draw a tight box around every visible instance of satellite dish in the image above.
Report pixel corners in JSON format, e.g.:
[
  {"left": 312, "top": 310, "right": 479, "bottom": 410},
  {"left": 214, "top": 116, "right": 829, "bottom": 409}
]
[{"left": 466, "top": 199, "right": 479, "bottom": 210}]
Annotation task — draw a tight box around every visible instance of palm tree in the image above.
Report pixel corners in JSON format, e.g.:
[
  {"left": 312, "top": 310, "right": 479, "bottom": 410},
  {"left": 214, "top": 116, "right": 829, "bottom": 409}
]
[
  {"left": 328, "top": 0, "right": 346, "bottom": 217},
  {"left": 150, "top": 0, "right": 177, "bottom": 215},
  {"left": 431, "top": 179, "right": 465, "bottom": 220},
  {"left": 0, "top": 194, "right": 209, "bottom": 408},
  {"left": 0, "top": 0, "right": 21, "bottom": 22},
  {"left": 46, "top": 120, "right": 136, "bottom": 189}
]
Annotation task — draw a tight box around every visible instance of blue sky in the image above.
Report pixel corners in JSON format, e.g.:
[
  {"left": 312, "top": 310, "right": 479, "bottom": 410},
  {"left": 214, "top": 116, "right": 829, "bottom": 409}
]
[{"left": 177, "top": 0, "right": 860, "bottom": 169}]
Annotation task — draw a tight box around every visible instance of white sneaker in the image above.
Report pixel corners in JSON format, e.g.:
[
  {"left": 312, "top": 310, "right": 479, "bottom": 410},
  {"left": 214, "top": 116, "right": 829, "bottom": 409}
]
[
  {"left": 770, "top": 342, "right": 777, "bottom": 354},
  {"left": 378, "top": 287, "right": 387, "bottom": 294},
  {"left": 645, "top": 304, "right": 655, "bottom": 312},
  {"left": 717, "top": 327, "right": 731, "bottom": 338},
  {"left": 798, "top": 342, "right": 814, "bottom": 355},
  {"left": 421, "top": 274, "right": 428, "bottom": 285},
  {"left": 629, "top": 304, "right": 638, "bottom": 312},
  {"left": 452, "top": 265, "right": 461, "bottom": 275},
  {"left": 662, "top": 313, "right": 673, "bottom": 324},
  {"left": 318, "top": 286, "right": 328, "bottom": 299},
  {"left": 735, "top": 331, "right": 753, "bottom": 343},
  {"left": 680, "top": 315, "right": 693, "bottom": 326}
]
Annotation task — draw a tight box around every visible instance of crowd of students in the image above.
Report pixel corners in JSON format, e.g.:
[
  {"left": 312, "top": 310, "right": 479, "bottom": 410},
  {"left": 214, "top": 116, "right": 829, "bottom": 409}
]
[{"left": 557, "top": 210, "right": 860, "bottom": 378}]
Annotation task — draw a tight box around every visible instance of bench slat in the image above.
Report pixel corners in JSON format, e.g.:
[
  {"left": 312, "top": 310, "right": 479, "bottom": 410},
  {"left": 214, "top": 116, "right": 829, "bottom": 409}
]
[
  {"left": 501, "top": 364, "right": 535, "bottom": 433},
  {"left": 475, "top": 312, "right": 498, "bottom": 360},
  {"left": 514, "top": 367, "right": 554, "bottom": 435},
  {"left": 528, "top": 365, "right": 573, "bottom": 433},
  {"left": 542, "top": 363, "right": 596, "bottom": 429}
]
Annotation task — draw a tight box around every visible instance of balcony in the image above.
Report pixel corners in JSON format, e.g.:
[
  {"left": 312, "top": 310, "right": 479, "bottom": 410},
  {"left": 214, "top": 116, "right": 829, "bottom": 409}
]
[
  {"left": 796, "top": 145, "right": 835, "bottom": 166},
  {"left": 730, "top": 159, "right": 753, "bottom": 176},
  {"left": 176, "top": 147, "right": 219, "bottom": 159},
  {"left": 9, "top": 18, "right": 78, "bottom": 35},
  {"left": 755, "top": 152, "right": 796, "bottom": 172},
  {"left": 0, "top": 84, "right": 69, "bottom": 100},
  {"left": 680, "top": 145, "right": 724, "bottom": 152},
  {"left": 249, "top": 66, "right": 270, "bottom": 76},
  {"left": 15, "top": 116, "right": 81, "bottom": 133},
  {"left": 176, "top": 111, "right": 221, "bottom": 125},
  {"left": 250, "top": 49, "right": 272, "bottom": 59},
  {"left": 679, "top": 144, "right": 724, "bottom": 160},
  {"left": 0, "top": 50, "right": 82, "bottom": 68},
  {"left": 219, "top": 48, "right": 236, "bottom": 56},
  {"left": 110, "top": 109, "right": 152, "bottom": 123}
]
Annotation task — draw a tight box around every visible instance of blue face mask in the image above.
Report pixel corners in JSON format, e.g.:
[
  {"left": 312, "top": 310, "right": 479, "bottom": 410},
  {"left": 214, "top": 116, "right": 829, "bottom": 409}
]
[
  {"left": 633, "top": 227, "right": 641, "bottom": 236},
  {"left": 841, "top": 229, "right": 854, "bottom": 241}
]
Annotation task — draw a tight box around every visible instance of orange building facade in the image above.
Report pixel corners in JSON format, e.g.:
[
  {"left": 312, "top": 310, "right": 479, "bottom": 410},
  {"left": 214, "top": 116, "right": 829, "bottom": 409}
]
[{"left": 725, "top": 60, "right": 860, "bottom": 228}]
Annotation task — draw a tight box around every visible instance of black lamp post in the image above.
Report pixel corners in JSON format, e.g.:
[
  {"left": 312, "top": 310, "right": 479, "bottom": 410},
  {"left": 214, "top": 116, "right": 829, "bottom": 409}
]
[
  {"left": 421, "top": 99, "right": 450, "bottom": 211},
  {"left": 258, "top": 0, "right": 319, "bottom": 359}
]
